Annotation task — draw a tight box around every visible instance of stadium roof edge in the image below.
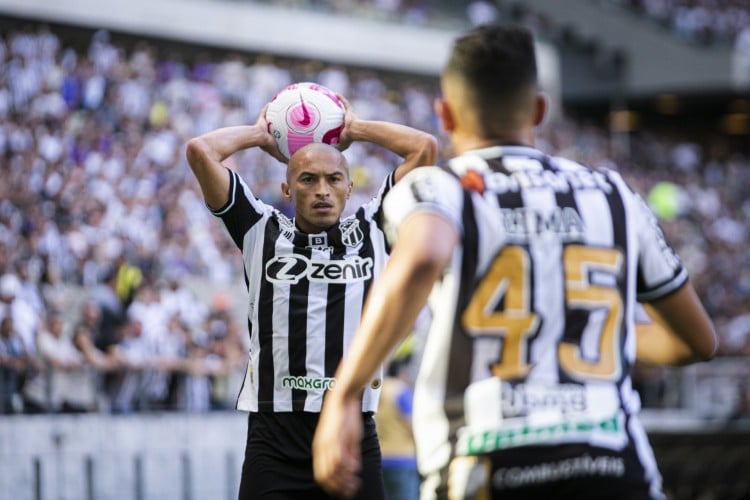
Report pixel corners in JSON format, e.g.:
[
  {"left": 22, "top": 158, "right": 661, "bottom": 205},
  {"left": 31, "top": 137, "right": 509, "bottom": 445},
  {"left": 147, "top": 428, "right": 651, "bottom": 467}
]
[{"left": 0, "top": 0, "right": 462, "bottom": 76}]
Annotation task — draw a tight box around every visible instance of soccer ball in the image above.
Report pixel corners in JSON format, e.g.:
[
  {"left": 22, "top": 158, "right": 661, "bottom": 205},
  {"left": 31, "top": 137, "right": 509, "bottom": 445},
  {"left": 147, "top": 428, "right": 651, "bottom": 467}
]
[{"left": 265, "top": 82, "right": 346, "bottom": 160}]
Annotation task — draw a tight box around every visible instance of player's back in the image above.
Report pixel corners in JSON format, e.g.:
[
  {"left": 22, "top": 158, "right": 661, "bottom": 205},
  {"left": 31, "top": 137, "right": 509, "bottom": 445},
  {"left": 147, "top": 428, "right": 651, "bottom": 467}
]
[
  {"left": 384, "top": 145, "right": 680, "bottom": 498},
  {"left": 451, "top": 146, "right": 638, "bottom": 450}
]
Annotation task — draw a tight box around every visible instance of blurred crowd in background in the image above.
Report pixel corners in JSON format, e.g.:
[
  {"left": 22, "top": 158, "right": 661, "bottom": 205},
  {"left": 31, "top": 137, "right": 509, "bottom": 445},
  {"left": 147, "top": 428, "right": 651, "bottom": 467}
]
[
  {"left": 605, "top": 0, "right": 750, "bottom": 45},
  {"left": 242, "top": 0, "right": 750, "bottom": 46},
  {"left": 0, "top": 21, "right": 748, "bottom": 417}
]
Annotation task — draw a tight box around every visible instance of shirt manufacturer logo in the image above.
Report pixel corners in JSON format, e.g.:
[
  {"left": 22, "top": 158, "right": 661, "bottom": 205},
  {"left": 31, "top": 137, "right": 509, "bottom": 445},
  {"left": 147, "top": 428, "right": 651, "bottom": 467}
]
[{"left": 265, "top": 255, "right": 373, "bottom": 284}]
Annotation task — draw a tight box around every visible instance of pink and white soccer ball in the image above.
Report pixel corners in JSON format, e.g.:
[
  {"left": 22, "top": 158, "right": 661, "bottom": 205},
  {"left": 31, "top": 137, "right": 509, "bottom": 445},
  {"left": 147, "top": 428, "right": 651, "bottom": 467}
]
[{"left": 265, "top": 82, "right": 346, "bottom": 160}]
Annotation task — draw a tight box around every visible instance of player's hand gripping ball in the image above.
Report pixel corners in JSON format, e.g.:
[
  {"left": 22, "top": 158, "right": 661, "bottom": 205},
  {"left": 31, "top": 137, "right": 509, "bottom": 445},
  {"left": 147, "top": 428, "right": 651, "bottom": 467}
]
[{"left": 265, "top": 82, "right": 345, "bottom": 160}]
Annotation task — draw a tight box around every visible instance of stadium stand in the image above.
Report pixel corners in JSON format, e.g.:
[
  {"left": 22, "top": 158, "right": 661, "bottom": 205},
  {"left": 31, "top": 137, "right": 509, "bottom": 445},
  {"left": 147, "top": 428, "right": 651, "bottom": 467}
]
[
  {"left": 603, "top": 0, "right": 750, "bottom": 46},
  {"left": 0, "top": 2, "right": 748, "bottom": 498},
  {"left": 0, "top": 15, "right": 747, "bottom": 415}
]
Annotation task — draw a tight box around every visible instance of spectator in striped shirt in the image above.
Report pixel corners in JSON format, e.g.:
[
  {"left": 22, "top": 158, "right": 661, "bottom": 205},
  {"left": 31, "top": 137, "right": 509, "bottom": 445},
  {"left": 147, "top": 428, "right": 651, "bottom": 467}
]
[{"left": 186, "top": 95, "right": 437, "bottom": 499}]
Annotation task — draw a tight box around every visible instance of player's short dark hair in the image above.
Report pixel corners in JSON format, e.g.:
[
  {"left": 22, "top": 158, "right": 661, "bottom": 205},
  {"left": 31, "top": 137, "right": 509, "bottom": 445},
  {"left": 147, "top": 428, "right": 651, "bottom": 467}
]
[{"left": 444, "top": 23, "right": 538, "bottom": 126}]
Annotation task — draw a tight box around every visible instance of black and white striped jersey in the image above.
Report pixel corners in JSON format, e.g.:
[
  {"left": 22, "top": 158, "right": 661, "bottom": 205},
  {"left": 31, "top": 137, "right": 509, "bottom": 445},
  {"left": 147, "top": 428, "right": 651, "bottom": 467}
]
[
  {"left": 213, "top": 169, "right": 390, "bottom": 413},
  {"left": 383, "top": 145, "right": 686, "bottom": 485}
]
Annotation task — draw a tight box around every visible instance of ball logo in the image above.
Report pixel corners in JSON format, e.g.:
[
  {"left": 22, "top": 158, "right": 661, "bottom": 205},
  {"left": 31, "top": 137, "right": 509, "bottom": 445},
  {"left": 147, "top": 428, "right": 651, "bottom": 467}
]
[
  {"left": 265, "top": 82, "right": 345, "bottom": 159},
  {"left": 286, "top": 95, "right": 320, "bottom": 134}
]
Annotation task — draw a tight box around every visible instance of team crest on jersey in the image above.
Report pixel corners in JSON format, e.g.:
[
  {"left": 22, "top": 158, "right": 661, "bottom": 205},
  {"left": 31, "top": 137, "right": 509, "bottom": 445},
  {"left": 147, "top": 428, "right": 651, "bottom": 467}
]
[
  {"left": 277, "top": 213, "right": 296, "bottom": 241},
  {"left": 339, "top": 219, "right": 364, "bottom": 247}
]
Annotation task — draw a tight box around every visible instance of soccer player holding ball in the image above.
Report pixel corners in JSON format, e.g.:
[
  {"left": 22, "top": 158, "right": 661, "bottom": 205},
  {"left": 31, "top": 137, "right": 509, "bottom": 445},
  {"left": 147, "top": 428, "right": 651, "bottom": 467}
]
[{"left": 186, "top": 85, "right": 437, "bottom": 499}]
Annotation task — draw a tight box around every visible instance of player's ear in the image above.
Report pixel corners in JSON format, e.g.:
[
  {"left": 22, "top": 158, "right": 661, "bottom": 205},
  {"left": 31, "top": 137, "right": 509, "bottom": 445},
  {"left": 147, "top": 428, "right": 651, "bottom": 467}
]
[
  {"left": 281, "top": 181, "right": 292, "bottom": 200},
  {"left": 434, "top": 97, "right": 454, "bottom": 133},
  {"left": 347, "top": 180, "right": 353, "bottom": 199},
  {"left": 533, "top": 93, "right": 548, "bottom": 127}
]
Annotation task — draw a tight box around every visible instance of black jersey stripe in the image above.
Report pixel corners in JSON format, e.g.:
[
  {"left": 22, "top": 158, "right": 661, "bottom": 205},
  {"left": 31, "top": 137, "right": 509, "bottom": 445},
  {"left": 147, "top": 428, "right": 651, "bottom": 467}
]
[
  {"left": 605, "top": 180, "right": 630, "bottom": 385},
  {"left": 545, "top": 161, "right": 585, "bottom": 385},
  {"left": 288, "top": 244, "right": 313, "bottom": 412},
  {"left": 494, "top": 189, "right": 533, "bottom": 379},
  {"left": 444, "top": 190, "right": 477, "bottom": 433},
  {"left": 218, "top": 171, "right": 263, "bottom": 250},
  {"left": 373, "top": 172, "right": 395, "bottom": 254},
  {"left": 257, "top": 218, "right": 280, "bottom": 409},
  {"left": 324, "top": 244, "right": 348, "bottom": 378},
  {"left": 356, "top": 207, "right": 376, "bottom": 309}
]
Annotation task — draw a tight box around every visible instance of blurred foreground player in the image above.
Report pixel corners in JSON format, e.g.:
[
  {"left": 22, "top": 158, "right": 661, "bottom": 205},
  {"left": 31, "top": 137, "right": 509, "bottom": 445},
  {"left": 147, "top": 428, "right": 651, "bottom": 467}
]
[
  {"left": 186, "top": 95, "right": 436, "bottom": 499},
  {"left": 313, "top": 24, "right": 717, "bottom": 500}
]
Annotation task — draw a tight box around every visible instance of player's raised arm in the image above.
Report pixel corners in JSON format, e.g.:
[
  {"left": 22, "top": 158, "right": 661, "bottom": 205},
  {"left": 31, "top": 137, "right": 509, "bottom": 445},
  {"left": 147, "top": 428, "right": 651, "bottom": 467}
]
[
  {"left": 185, "top": 106, "right": 286, "bottom": 209},
  {"left": 335, "top": 96, "right": 438, "bottom": 183}
]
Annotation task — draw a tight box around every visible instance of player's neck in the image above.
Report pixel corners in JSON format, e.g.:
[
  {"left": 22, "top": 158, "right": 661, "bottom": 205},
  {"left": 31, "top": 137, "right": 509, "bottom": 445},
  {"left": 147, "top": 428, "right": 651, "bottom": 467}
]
[
  {"left": 293, "top": 217, "right": 338, "bottom": 234},
  {"left": 452, "top": 129, "right": 535, "bottom": 156}
]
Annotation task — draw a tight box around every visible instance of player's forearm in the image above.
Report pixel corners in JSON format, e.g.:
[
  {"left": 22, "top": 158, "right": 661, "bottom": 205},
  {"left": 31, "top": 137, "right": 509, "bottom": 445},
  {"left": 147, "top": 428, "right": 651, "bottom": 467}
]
[
  {"left": 636, "top": 287, "right": 718, "bottom": 366},
  {"left": 635, "top": 322, "right": 698, "bottom": 365},
  {"left": 187, "top": 125, "right": 269, "bottom": 164},
  {"left": 347, "top": 120, "right": 437, "bottom": 179},
  {"left": 186, "top": 125, "right": 269, "bottom": 208}
]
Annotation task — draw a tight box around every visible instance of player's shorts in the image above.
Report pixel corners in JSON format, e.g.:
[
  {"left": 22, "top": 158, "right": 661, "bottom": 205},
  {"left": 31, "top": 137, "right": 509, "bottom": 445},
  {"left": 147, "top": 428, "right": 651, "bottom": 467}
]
[
  {"left": 238, "top": 411, "right": 384, "bottom": 500},
  {"left": 422, "top": 442, "right": 664, "bottom": 500}
]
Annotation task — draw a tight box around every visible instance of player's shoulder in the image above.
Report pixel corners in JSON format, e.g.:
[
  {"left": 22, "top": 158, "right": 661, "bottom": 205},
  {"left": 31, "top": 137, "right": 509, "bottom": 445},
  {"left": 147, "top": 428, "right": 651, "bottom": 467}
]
[
  {"left": 548, "top": 154, "right": 633, "bottom": 193},
  {"left": 394, "top": 165, "right": 463, "bottom": 202},
  {"left": 399, "top": 165, "right": 458, "bottom": 184}
]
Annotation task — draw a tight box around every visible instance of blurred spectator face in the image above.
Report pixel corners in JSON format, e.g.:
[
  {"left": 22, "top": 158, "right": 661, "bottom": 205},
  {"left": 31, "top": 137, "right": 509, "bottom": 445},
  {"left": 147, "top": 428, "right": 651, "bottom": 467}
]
[
  {"left": 0, "top": 316, "right": 13, "bottom": 338},
  {"left": 48, "top": 314, "right": 64, "bottom": 338},
  {"left": 81, "top": 302, "right": 101, "bottom": 326},
  {"left": 0, "top": 274, "right": 20, "bottom": 304}
]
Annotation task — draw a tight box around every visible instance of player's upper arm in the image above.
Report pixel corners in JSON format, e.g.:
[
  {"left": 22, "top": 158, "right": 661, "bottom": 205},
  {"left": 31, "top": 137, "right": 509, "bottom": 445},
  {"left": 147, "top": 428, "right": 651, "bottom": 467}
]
[
  {"left": 392, "top": 132, "right": 438, "bottom": 184},
  {"left": 185, "top": 137, "right": 232, "bottom": 210}
]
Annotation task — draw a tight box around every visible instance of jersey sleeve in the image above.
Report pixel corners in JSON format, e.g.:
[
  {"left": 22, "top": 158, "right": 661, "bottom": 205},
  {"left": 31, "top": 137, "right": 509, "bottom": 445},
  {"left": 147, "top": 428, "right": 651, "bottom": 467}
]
[
  {"left": 382, "top": 167, "right": 464, "bottom": 246},
  {"left": 359, "top": 170, "right": 396, "bottom": 228},
  {"left": 209, "top": 169, "right": 273, "bottom": 251},
  {"left": 631, "top": 191, "right": 689, "bottom": 302}
]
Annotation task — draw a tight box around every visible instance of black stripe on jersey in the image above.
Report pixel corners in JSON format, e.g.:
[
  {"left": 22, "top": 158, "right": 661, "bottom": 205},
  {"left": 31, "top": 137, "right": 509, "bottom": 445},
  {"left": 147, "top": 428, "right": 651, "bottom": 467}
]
[
  {"left": 218, "top": 170, "right": 263, "bottom": 251},
  {"left": 324, "top": 243, "right": 348, "bottom": 378},
  {"left": 495, "top": 188, "right": 536, "bottom": 380},
  {"left": 372, "top": 172, "right": 394, "bottom": 231},
  {"left": 445, "top": 191, "right": 477, "bottom": 431},
  {"left": 545, "top": 161, "right": 587, "bottom": 385},
  {"left": 257, "top": 218, "right": 281, "bottom": 409},
  {"left": 374, "top": 172, "right": 394, "bottom": 254},
  {"left": 288, "top": 243, "right": 313, "bottom": 412},
  {"left": 356, "top": 208, "right": 377, "bottom": 309},
  {"left": 605, "top": 181, "right": 630, "bottom": 384},
  {"left": 486, "top": 157, "right": 511, "bottom": 175}
]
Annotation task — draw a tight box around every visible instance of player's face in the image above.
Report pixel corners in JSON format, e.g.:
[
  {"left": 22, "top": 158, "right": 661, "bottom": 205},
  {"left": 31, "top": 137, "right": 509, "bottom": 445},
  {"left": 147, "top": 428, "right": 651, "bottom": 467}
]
[{"left": 283, "top": 146, "right": 352, "bottom": 233}]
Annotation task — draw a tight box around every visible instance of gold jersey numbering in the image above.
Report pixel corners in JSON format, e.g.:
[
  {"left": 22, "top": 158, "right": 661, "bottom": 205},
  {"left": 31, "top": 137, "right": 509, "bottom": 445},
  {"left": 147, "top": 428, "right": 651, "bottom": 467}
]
[{"left": 462, "top": 244, "right": 624, "bottom": 382}]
